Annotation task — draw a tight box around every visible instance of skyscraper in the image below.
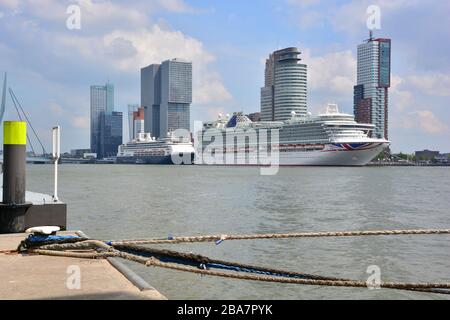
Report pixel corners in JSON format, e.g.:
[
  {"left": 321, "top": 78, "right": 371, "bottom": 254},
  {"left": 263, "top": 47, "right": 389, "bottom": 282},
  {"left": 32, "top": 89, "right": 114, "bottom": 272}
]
[
  {"left": 90, "top": 83, "right": 122, "bottom": 158},
  {"left": 90, "top": 83, "right": 114, "bottom": 154},
  {"left": 354, "top": 33, "right": 391, "bottom": 139},
  {"left": 261, "top": 47, "right": 307, "bottom": 121},
  {"left": 141, "top": 58, "right": 192, "bottom": 138},
  {"left": 98, "top": 111, "right": 123, "bottom": 158}
]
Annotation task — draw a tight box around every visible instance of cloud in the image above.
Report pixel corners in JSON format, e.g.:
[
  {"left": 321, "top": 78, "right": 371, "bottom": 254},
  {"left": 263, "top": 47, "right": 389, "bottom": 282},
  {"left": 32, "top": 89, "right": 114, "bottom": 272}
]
[
  {"left": 71, "top": 115, "right": 90, "bottom": 129},
  {"left": 157, "top": 0, "right": 198, "bottom": 13},
  {"left": 287, "top": 0, "right": 321, "bottom": 8},
  {"left": 2, "top": 1, "right": 231, "bottom": 103},
  {"left": 401, "top": 110, "right": 448, "bottom": 134},
  {"left": 330, "top": 0, "right": 421, "bottom": 35},
  {"left": 0, "top": 0, "right": 20, "bottom": 10},
  {"left": 408, "top": 73, "right": 450, "bottom": 97},
  {"left": 49, "top": 102, "right": 63, "bottom": 116},
  {"left": 303, "top": 49, "right": 356, "bottom": 95},
  {"left": 390, "top": 75, "right": 413, "bottom": 112},
  {"left": 55, "top": 25, "right": 231, "bottom": 104}
]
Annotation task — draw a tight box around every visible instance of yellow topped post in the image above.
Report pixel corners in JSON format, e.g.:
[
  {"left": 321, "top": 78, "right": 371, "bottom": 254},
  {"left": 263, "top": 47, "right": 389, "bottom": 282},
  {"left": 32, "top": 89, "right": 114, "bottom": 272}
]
[
  {"left": 4, "top": 121, "right": 26, "bottom": 145},
  {"left": 2, "top": 121, "right": 27, "bottom": 206}
]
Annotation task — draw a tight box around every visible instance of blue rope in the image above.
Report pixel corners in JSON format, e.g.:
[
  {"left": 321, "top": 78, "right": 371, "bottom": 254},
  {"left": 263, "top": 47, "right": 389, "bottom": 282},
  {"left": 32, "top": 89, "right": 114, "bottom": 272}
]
[
  {"left": 206, "top": 263, "right": 312, "bottom": 279},
  {"left": 27, "top": 234, "right": 81, "bottom": 243}
]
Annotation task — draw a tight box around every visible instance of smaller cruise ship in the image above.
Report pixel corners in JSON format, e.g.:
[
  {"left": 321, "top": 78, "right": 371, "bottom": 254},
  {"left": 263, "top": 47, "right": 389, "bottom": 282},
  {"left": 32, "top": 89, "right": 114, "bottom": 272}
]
[{"left": 116, "top": 132, "right": 195, "bottom": 165}]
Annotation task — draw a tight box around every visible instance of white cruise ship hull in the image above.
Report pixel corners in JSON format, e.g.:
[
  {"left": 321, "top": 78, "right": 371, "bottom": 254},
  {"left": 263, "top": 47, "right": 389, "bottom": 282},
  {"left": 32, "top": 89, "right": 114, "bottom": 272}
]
[
  {"left": 277, "top": 142, "right": 388, "bottom": 166},
  {"left": 196, "top": 141, "right": 389, "bottom": 166}
]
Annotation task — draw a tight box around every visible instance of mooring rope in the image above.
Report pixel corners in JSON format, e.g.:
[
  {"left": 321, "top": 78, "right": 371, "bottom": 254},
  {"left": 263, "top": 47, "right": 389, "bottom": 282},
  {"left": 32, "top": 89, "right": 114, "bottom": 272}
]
[
  {"left": 110, "top": 228, "right": 450, "bottom": 245},
  {"left": 25, "top": 240, "right": 450, "bottom": 295}
]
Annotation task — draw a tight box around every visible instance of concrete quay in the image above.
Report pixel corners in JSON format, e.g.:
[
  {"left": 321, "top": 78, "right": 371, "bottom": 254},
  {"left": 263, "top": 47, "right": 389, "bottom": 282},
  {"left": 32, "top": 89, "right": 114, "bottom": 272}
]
[{"left": 0, "top": 231, "right": 166, "bottom": 300}]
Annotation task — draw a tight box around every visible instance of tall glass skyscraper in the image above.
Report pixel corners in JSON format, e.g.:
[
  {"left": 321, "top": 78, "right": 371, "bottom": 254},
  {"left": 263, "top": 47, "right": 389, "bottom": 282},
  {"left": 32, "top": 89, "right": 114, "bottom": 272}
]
[
  {"left": 90, "top": 83, "right": 122, "bottom": 158},
  {"left": 141, "top": 59, "right": 192, "bottom": 138},
  {"left": 354, "top": 34, "right": 391, "bottom": 139},
  {"left": 261, "top": 47, "right": 307, "bottom": 121},
  {"left": 99, "top": 111, "right": 123, "bottom": 158},
  {"left": 90, "top": 83, "right": 114, "bottom": 154}
]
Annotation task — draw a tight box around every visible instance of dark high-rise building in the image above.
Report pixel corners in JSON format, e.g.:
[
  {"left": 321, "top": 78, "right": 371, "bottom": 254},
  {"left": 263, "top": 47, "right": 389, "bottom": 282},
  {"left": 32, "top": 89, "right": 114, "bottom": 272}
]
[
  {"left": 90, "top": 83, "right": 114, "bottom": 154},
  {"left": 90, "top": 83, "right": 122, "bottom": 158},
  {"left": 98, "top": 111, "right": 123, "bottom": 159},
  {"left": 141, "top": 58, "right": 192, "bottom": 138},
  {"left": 354, "top": 33, "right": 391, "bottom": 139}
]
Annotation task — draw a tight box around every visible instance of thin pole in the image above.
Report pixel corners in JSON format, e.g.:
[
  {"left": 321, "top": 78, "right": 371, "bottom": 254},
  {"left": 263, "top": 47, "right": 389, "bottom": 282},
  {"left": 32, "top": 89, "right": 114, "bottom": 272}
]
[{"left": 52, "top": 126, "right": 60, "bottom": 202}]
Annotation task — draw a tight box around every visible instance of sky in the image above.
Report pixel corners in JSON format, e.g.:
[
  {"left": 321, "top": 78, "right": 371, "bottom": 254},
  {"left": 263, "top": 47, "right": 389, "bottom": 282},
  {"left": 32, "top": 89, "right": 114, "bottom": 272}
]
[{"left": 0, "top": 0, "right": 449, "bottom": 153}]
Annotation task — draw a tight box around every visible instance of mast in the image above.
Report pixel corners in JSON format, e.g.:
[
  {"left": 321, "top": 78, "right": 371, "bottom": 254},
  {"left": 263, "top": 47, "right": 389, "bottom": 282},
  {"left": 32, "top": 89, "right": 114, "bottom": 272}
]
[{"left": 0, "top": 72, "right": 6, "bottom": 123}]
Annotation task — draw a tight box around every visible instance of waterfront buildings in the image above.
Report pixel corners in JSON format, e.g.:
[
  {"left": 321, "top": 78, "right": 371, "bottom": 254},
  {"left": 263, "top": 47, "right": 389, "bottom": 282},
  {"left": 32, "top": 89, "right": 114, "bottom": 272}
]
[
  {"left": 141, "top": 59, "right": 192, "bottom": 139},
  {"left": 98, "top": 111, "right": 123, "bottom": 158},
  {"left": 70, "top": 149, "right": 91, "bottom": 158},
  {"left": 415, "top": 150, "right": 440, "bottom": 161},
  {"left": 90, "top": 83, "right": 123, "bottom": 158},
  {"left": 353, "top": 33, "right": 391, "bottom": 139},
  {"left": 260, "top": 47, "right": 307, "bottom": 121},
  {"left": 128, "top": 104, "right": 145, "bottom": 141}
]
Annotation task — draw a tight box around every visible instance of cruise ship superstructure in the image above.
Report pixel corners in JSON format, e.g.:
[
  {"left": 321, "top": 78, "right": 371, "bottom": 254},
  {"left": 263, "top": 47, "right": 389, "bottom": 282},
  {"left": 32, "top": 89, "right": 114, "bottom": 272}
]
[
  {"left": 197, "top": 104, "right": 389, "bottom": 166},
  {"left": 117, "top": 132, "right": 194, "bottom": 165}
]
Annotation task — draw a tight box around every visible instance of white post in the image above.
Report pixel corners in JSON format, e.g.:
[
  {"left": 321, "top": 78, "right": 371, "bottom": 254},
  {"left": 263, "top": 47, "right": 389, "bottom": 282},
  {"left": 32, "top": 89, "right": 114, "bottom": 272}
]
[{"left": 52, "top": 126, "right": 61, "bottom": 202}]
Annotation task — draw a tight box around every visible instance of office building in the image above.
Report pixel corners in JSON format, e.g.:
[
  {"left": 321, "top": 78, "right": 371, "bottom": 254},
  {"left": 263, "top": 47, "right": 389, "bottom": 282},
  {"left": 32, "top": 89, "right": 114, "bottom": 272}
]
[
  {"left": 260, "top": 47, "right": 307, "bottom": 121},
  {"left": 354, "top": 32, "right": 391, "bottom": 139},
  {"left": 141, "top": 58, "right": 192, "bottom": 138},
  {"left": 415, "top": 150, "right": 439, "bottom": 161},
  {"left": 98, "top": 111, "right": 123, "bottom": 158},
  {"left": 90, "top": 83, "right": 114, "bottom": 154}
]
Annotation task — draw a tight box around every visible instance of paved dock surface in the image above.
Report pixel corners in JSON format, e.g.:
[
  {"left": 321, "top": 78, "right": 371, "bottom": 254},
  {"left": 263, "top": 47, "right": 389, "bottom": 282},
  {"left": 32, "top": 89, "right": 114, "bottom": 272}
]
[{"left": 0, "top": 232, "right": 166, "bottom": 300}]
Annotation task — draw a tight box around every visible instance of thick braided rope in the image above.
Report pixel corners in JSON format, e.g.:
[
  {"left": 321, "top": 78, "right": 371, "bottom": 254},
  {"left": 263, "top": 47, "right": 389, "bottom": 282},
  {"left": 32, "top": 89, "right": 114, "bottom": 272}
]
[
  {"left": 142, "top": 257, "right": 450, "bottom": 291},
  {"left": 27, "top": 246, "right": 450, "bottom": 293},
  {"left": 111, "top": 229, "right": 450, "bottom": 245}
]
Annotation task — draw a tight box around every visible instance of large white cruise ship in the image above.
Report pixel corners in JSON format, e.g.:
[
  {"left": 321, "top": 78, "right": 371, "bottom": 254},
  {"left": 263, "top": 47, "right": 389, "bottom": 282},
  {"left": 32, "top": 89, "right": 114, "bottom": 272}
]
[
  {"left": 197, "top": 104, "right": 389, "bottom": 166},
  {"left": 117, "top": 132, "right": 195, "bottom": 165}
]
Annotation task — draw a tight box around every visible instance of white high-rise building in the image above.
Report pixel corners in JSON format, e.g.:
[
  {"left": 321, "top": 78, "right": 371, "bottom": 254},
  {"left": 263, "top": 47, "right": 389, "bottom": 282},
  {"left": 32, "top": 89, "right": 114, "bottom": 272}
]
[{"left": 260, "top": 47, "right": 307, "bottom": 121}]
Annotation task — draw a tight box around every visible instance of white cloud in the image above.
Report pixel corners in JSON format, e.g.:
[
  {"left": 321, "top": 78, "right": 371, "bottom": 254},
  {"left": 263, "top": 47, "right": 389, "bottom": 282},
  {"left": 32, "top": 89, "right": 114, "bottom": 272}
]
[
  {"left": 0, "top": 0, "right": 20, "bottom": 10},
  {"left": 408, "top": 73, "right": 450, "bottom": 97},
  {"left": 330, "top": 0, "right": 421, "bottom": 35},
  {"left": 49, "top": 102, "right": 63, "bottom": 116},
  {"left": 2, "top": 0, "right": 231, "bottom": 107},
  {"left": 390, "top": 75, "right": 413, "bottom": 111},
  {"left": 303, "top": 49, "right": 356, "bottom": 95},
  {"left": 71, "top": 115, "right": 90, "bottom": 129},
  {"left": 157, "top": 0, "right": 197, "bottom": 13},
  {"left": 287, "top": 0, "right": 321, "bottom": 8},
  {"left": 401, "top": 110, "right": 448, "bottom": 134},
  {"left": 57, "top": 25, "right": 232, "bottom": 104}
]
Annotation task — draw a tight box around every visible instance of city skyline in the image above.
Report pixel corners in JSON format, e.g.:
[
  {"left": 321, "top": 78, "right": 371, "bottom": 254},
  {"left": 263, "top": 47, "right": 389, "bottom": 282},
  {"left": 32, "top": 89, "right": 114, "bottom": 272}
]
[{"left": 0, "top": 0, "right": 448, "bottom": 153}]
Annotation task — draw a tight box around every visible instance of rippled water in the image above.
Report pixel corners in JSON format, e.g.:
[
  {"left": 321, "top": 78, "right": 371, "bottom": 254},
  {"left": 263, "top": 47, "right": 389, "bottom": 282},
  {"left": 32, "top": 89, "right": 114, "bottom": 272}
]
[{"left": 26, "top": 164, "right": 450, "bottom": 300}]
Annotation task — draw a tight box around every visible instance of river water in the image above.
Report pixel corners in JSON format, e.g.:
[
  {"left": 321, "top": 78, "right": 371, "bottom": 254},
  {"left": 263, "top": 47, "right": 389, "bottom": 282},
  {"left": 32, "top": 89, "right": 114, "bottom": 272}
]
[{"left": 26, "top": 164, "right": 450, "bottom": 300}]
